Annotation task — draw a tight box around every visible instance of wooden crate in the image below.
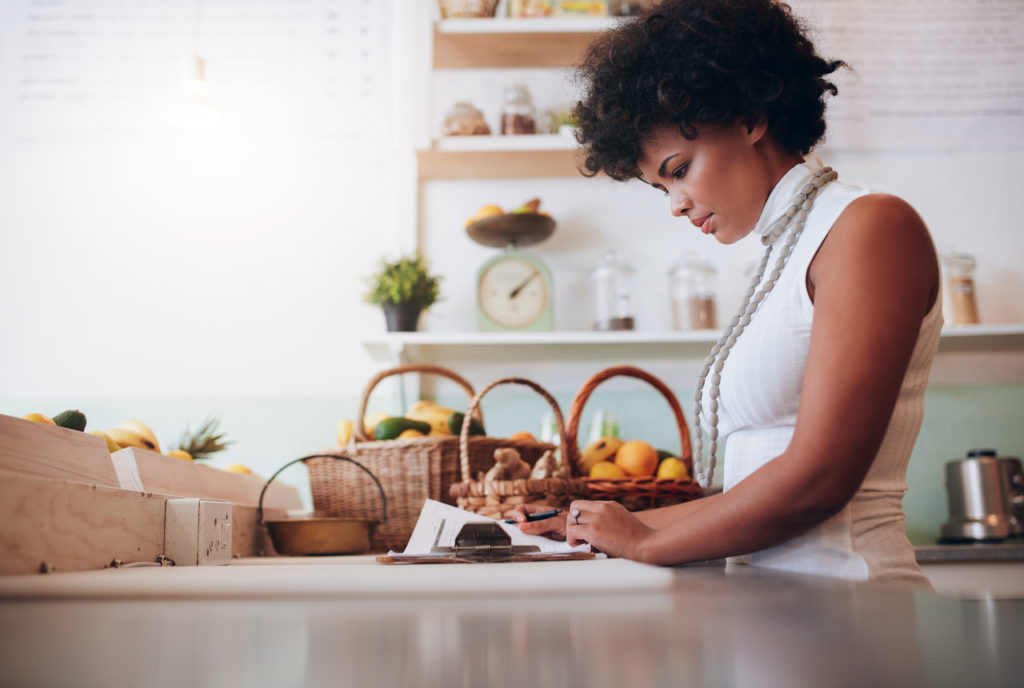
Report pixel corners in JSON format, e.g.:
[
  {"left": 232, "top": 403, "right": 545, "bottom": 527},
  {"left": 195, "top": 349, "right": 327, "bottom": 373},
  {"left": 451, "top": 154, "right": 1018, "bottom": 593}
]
[
  {"left": 0, "top": 470, "right": 282, "bottom": 575},
  {"left": 117, "top": 447, "right": 302, "bottom": 510},
  {"left": 0, "top": 413, "right": 119, "bottom": 488}
]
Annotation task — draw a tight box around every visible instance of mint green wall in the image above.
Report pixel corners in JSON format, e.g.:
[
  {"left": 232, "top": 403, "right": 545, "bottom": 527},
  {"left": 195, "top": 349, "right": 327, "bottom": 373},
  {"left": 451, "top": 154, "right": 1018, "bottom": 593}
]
[{"left": 4, "top": 384, "right": 1021, "bottom": 546}]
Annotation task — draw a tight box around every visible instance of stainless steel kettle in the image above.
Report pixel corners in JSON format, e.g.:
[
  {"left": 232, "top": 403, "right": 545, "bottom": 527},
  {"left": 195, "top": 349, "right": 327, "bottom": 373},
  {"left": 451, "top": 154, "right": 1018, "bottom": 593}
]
[{"left": 940, "top": 449, "right": 1023, "bottom": 542}]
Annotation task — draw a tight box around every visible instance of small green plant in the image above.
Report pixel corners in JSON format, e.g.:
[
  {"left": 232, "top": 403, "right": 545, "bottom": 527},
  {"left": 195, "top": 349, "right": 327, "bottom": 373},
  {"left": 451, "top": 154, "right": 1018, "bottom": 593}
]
[{"left": 364, "top": 252, "right": 442, "bottom": 310}]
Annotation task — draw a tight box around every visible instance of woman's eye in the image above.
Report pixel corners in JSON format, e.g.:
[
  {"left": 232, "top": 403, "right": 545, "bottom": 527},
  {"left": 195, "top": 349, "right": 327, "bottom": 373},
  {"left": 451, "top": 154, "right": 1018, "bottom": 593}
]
[{"left": 671, "top": 163, "right": 689, "bottom": 179}]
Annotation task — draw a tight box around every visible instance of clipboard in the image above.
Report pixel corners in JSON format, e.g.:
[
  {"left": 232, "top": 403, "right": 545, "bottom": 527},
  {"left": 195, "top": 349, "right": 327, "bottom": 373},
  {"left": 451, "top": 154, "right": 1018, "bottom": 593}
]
[{"left": 376, "top": 521, "right": 596, "bottom": 564}]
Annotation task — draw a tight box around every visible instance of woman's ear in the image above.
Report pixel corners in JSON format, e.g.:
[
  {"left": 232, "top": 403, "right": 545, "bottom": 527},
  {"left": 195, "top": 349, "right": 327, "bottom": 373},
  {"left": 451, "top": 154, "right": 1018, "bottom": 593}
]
[{"left": 745, "top": 115, "right": 768, "bottom": 143}]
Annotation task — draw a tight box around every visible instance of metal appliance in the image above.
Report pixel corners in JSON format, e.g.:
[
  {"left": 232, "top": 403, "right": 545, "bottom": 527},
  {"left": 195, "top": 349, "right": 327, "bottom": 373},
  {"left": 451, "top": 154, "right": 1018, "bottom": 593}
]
[{"left": 940, "top": 449, "right": 1023, "bottom": 542}]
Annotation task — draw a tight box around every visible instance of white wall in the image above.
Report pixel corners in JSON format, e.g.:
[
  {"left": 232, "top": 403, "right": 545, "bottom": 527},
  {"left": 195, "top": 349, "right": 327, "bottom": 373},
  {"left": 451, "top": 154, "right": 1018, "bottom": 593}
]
[{"left": 1, "top": 1, "right": 1022, "bottom": 492}]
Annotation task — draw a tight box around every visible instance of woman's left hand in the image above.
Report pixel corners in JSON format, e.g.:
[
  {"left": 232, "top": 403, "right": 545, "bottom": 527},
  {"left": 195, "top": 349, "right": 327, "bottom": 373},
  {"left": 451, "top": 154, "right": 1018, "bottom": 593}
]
[{"left": 566, "top": 499, "right": 655, "bottom": 560}]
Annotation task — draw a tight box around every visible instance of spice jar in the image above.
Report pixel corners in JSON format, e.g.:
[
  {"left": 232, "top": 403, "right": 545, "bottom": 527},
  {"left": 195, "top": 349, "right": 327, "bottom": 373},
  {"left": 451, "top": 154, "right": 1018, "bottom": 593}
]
[
  {"left": 589, "top": 250, "right": 636, "bottom": 330},
  {"left": 669, "top": 252, "right": 718, "bottom": 330},
  {"left": 500, "top": 83, "right": 536, "bottom": 135},
  {"left": 941, "top": 251, "right": 981, "bottom": 326},
  {"left": 441, "top": 101, "right": 491, "bottom": 136}
]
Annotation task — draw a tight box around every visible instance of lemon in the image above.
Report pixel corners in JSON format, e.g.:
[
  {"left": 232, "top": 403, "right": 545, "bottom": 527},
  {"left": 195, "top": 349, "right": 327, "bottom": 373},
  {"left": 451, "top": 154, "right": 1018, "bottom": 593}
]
[
  {"left": 656, "top": 457, "right": 689, "bottom": 481},
  {"left": 167, "top": 449, "right": 193, "bottom": 462},
  {"left": 589, "top": 461, "right": 627, "bottom": 479},
  {"left": 22, "top": 413, "right": 56, "bottom": 425},
  {"left": 225, "top": 463, "right": 252, "bottom": 474},
  {"left": 398, "top": 428, "right": 425, "bottom": 439}
]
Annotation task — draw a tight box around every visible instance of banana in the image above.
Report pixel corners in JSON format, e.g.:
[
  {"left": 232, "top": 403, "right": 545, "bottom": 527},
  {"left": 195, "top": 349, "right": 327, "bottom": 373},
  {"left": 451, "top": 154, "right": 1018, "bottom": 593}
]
[
  {"left": 336, "top": 419, "right": 354, "bottom": 446},
  {"left": 406, "top": 400, "right": 456, "bottom": 435},
  {"left": 89, "top": 430, "right": 122, "bottom": 453},
  {"left": 578, "top": 436, "right": 625, "bottom": 474},
  {"left": 116, "top": 419, "right": 160, "bottom": 451},
  {"left": 104, "top": 427, "right": 160, "bottom": 453}
]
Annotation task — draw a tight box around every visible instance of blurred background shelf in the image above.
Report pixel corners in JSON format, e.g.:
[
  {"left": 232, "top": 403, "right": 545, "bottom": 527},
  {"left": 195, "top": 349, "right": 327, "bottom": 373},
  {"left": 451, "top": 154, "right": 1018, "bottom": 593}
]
[
  {"left": 363, "top": 323, "right": 1024, "bottom": 363},
  {"left": 433, "top": 17, "right": 616, "bottom": 68}
]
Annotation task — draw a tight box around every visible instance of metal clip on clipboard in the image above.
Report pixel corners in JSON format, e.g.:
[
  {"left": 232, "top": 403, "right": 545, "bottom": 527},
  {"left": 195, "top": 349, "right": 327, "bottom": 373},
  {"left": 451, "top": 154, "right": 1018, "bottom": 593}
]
[{"left": 376, "top": 521, "right": 595, "bottom": 564}]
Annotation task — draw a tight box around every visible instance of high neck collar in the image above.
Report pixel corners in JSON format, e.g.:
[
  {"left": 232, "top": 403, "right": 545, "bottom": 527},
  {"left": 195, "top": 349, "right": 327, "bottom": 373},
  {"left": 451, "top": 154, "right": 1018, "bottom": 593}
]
[{"left": 750, "top": 158, "right": 824, "bottom": 239}]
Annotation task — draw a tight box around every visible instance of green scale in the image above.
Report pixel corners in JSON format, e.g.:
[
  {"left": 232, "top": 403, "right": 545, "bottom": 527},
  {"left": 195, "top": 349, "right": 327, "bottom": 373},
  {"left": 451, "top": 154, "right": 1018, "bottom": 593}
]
[{"left": 466, "top": 212, "right": 555, "bottom": 332}]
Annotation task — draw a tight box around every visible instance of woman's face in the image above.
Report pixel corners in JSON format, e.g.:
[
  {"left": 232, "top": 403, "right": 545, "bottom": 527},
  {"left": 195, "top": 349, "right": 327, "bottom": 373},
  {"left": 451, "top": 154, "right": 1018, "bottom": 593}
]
[{"left": 637, "top": 121, "right": 775, "bottom": 245}]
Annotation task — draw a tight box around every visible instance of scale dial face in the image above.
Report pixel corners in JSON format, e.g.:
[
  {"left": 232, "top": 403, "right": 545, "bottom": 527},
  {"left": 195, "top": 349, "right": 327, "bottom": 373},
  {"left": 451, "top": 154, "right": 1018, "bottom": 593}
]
[{"left": 477, "top": 254, "right": 551, "bottom": 330}]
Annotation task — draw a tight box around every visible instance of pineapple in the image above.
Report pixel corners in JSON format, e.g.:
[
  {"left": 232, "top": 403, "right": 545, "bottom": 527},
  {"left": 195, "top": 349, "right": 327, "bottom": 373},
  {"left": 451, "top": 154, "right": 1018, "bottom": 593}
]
[{"left": 174, "top": 416, "right": 232, "bottom": 460}]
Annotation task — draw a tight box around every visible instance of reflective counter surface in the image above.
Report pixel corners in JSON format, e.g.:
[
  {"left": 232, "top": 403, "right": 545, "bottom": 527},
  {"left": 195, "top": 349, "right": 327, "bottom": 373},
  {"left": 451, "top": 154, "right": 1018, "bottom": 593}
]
[{"left": 0, "top": 558, "right": 1020, "bottom": 688}]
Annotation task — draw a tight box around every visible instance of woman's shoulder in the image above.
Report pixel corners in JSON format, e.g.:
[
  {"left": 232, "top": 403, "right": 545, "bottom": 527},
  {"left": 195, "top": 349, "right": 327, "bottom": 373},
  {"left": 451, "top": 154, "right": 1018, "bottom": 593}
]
[{"left": 811, "top": 192, "right": 939, "bottom": 312}]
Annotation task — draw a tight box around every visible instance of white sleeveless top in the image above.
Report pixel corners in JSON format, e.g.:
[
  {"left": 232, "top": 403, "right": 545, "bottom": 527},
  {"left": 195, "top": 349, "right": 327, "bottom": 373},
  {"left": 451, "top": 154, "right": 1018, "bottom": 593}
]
[{"left": 707, "top": 159, "right": 942, "bottom": 584}]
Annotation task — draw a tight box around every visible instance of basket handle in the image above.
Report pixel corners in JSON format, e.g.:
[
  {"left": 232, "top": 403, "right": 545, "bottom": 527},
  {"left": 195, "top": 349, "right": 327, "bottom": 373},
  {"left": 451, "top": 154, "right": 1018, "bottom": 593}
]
[
  {"left": 458, "top": 377, "right": 571, "bottom": 481},
  {"left": 564, "top": 366, "right": 693, "bottom": 473},
  {"left": 257, "top": 454, "right": 387, "bottom": 525},
  {"left": 353, "top": 363, "right": 481, "bottom": 441}
]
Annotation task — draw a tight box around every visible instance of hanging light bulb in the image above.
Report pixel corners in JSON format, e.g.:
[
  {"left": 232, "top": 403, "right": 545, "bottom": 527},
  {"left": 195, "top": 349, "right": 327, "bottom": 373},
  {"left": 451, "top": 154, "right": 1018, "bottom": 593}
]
[{"left": 167, "top": 0, "right": 220, "bottom": 130}]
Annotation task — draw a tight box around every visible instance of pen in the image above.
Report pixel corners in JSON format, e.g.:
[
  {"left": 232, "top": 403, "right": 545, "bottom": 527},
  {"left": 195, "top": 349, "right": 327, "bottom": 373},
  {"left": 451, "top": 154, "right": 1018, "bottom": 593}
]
[{"left": 504, "top": 509, "right": 561, "bottom": 524}]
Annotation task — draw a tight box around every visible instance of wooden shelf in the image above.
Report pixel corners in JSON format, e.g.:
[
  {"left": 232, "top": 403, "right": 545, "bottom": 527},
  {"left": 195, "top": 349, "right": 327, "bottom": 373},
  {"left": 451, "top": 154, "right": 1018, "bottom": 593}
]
[
  {"left": 433, "top": 133, "right": 577, "bottom": 152},
  {"left": 417, "top": 147, "right": 583, "bottom": 179},
  {"left": 433, "top": 17, "right": 616, "bottom": 69}
]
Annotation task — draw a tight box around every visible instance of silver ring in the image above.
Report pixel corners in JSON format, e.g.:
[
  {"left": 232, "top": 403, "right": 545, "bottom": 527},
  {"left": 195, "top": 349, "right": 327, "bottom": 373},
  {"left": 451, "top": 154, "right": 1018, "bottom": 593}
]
[{"left": 570, "top": 508, "right": 580, "bottom": 525}]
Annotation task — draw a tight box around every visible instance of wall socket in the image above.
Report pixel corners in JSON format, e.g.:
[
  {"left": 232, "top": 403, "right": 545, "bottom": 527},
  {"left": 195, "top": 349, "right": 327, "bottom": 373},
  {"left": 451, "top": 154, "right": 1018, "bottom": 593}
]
[{"left": 164, "top": 498, "right": 233, "bottom": 566}]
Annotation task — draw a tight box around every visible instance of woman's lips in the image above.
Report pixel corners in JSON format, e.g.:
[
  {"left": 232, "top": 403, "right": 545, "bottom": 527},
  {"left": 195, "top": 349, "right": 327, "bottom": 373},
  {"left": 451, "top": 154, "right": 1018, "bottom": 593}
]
[{"left": 692, "top": 214, "right": 713, "bottom": 234}]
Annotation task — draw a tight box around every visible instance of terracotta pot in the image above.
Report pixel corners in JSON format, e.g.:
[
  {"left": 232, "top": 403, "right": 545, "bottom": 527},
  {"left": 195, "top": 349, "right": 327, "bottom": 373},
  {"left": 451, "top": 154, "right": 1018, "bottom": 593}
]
[{"left": 383, "top": 302, "right": 422, "bottom": 332}]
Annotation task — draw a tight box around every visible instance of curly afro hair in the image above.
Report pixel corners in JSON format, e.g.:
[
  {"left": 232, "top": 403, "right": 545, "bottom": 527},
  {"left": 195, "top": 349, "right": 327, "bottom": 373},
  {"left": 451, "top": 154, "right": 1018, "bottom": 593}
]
[{"left": 572, "top": 0, "right": 846, "bottom": 181}]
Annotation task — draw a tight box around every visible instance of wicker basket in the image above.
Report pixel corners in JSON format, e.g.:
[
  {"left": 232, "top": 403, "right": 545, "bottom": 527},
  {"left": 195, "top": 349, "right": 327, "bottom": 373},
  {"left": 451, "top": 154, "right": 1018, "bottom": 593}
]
[
  {"left": 438, "top": 0, "right": 499, "bottom": 18},
  {"left": 565, "top": 365, "right": 703, "bottom": 511},
  {"left": 307, "top": 363, "right": 557, "bottom": 552},
  {"left": 450, "top": 376, "right": 588, "bottom": 520}
]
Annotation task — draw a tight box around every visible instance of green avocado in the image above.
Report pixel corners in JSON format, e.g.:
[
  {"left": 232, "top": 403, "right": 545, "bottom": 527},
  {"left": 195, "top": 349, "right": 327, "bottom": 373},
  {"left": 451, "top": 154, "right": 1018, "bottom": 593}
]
[
  {"left": 52, "top": 409, "right": 87, "bottom": 432},
  {"left": 447, "top": 412, "right": 486, "bottom": 437},
  {"left": 373, "top": 416, "right": 431, "bottom": 441}
]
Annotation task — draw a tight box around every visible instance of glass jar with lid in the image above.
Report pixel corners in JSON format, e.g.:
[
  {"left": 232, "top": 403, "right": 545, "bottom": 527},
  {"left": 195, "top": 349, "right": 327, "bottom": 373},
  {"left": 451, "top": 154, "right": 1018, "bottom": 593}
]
[
  {"left": 441, "top": 101, "right": 491, "bottom": 136},
  {"left": 940, "top": 251, "right": 980, "bottom": 326},
  {"left": 669, "top": 251, "right": 718, "bottom": 330},
  {"left": 500, "top": 83, "right": 536, "bottom": 135},
  {"left": 588, "top": 250, "right": 635, "bottom": 330}
]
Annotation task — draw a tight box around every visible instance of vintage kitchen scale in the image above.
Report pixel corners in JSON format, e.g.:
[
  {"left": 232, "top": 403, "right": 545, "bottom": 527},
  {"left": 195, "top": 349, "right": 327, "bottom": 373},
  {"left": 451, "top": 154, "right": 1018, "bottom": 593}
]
[
  {"left": 258, "top": 454, "right": 386, "bottom": 556},
  {"left": 466, "top": 211, "right": 556, "bottom": 332}
]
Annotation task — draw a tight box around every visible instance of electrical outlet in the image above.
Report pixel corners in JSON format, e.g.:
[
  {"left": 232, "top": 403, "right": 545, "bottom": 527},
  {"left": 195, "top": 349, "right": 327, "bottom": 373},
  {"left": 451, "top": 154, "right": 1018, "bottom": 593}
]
[{"left": 164, "top": 498, "right": 232, "bottom": 566}]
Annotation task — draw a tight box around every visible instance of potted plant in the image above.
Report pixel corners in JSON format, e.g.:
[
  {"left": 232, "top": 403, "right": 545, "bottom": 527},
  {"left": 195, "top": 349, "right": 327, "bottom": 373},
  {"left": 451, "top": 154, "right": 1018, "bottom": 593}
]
[{"left": 364, "top": 252, "right": 442, "bottom": 332}]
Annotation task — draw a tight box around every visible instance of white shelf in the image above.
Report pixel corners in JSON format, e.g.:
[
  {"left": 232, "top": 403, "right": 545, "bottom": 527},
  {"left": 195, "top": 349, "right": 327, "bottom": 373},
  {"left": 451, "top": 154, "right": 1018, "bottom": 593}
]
[
  {"left": 436, "top": 17, "right": 618, "bottom": 34},
  {"left": 432, "top": 134, "right": 577, "bottom": 152},
  {"left": 363, "top": 324, "right": 1024, "bottom": 363}
]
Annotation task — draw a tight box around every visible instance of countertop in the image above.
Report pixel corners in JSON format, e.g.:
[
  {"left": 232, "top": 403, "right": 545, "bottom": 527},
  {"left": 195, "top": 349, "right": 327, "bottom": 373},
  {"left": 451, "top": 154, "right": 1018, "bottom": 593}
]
[
  {"left": 915, "top": 540, "right": 1024, "bottom": 563},
  {"left": 1, "top": 556, "right": 1020, "bottom": 688}
]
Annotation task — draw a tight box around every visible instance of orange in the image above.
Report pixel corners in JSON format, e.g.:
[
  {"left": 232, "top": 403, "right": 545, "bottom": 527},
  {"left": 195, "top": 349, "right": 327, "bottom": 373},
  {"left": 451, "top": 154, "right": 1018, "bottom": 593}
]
[
  {"left": 507, "top": 431, "right": 537, "bottom": 442},
  {"left": 22, "top": 413, "right": 56, "bottom": 425},
  {"left": 614, "top": 440, "right": 658, "bottom": 477},
  {"left": 589, "top": 461, "right": 627, "bottom": 479}
]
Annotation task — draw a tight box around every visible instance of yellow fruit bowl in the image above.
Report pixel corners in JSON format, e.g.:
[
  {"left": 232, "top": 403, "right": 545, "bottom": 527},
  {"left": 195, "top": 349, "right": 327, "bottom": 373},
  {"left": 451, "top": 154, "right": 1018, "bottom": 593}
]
[{"left": 466, "top": 212, "right": 555, "bottom": 248}]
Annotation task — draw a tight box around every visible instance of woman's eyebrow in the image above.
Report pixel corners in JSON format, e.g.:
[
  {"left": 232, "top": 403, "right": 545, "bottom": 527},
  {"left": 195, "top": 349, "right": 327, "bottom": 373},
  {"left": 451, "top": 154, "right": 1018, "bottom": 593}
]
[{"left": 658, "top": 153, "right": 681, "bottom": 178}]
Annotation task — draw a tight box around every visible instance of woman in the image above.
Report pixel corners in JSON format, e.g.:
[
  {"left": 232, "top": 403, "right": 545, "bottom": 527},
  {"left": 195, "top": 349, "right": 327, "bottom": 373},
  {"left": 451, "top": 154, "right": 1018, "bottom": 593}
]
[{"left": 512, "top": 0, "right": 941, "bottom": 584}]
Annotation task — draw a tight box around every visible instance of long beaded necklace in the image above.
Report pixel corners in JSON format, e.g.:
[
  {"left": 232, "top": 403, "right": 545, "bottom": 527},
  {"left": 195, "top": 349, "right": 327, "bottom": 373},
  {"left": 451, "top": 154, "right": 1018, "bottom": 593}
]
[{"left": 693, "top": 166, "right": 838, "bottom": 488}]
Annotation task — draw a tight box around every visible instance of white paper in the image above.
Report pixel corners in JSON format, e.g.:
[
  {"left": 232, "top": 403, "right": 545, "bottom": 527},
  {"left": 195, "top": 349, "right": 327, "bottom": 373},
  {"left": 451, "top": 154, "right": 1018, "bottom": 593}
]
[
  {"left": 394, "top": 499, "right": 590, "bottom": 557},
  {"left": 110, "top": 449, "right": 145, "bottom": 492}
]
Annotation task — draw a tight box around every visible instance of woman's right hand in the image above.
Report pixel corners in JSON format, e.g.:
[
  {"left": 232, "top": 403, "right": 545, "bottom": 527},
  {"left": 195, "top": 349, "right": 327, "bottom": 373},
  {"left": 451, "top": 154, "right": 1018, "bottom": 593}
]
[{"left": 508, "top": 504, "right": 567, "bottom": 541}]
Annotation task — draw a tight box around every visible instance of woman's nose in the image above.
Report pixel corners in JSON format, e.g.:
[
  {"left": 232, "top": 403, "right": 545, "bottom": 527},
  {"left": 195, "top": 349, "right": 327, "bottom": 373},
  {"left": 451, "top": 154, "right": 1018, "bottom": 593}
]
[{"left": 670, "top": 190, "right": 690, "bottom": 217}]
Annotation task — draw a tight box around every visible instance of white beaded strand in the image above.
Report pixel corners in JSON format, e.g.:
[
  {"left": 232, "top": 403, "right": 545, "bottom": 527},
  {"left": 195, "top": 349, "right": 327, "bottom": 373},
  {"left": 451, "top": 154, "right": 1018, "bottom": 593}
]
[{"left": 693, "top": 167, "right": 838, "bottom": 488}]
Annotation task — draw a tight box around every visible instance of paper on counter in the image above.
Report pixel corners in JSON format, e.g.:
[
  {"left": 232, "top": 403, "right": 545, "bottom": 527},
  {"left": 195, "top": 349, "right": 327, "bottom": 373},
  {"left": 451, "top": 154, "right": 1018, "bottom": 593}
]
[{"left": 396, "top": 499, "right": 590, "bottom": 556}]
